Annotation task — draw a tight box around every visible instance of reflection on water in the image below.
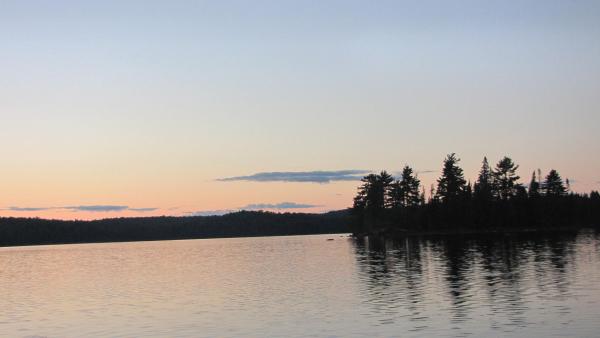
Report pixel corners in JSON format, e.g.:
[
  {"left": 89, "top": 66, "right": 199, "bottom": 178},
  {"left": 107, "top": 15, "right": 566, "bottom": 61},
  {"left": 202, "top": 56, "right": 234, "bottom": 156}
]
[
  {"left": 352, "top": 231, "right": 600, "bottom": 336},
  {"left": 1, "top": 231, "right": 599, "bottom": 337}
]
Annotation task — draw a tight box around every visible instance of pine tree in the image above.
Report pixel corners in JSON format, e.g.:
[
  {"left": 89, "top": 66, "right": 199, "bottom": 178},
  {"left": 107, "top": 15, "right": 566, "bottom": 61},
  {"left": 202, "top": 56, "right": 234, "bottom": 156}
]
[
  {"left": 353, "top": 171, "right": 394, "bottom": 232},
  {"left": 353, "top": 174, "right": 377, "bottom": 210},
  {"left": 435, "top": 153, "right": 467, "bottom": 202},
  {"left": 493, "top": 156, "right": 520, "bottom": 200},
  {"left": 354, "top": 171, "right": 394, "bottom": 212}
]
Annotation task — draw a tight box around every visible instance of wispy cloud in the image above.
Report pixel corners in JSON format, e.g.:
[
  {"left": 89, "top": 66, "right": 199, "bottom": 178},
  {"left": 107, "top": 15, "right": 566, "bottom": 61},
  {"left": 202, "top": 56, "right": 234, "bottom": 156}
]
[
  {"left": 5, "top": 205, "right": 157, "bottom": 213},
  {"left": 9, "top": 206, "right": 54, "bottom": 211},
  {"left": 217, "top": 170, "right": 370, "bottom": 184},
  {"left": 65, "top": 205, "right": 129, "bottom": 212},
  {"left": 128, "top": 207, "right": 159, "bottom": 212},
  {"left": 241, "top": 202, "right": 321, "bottom": 210}
]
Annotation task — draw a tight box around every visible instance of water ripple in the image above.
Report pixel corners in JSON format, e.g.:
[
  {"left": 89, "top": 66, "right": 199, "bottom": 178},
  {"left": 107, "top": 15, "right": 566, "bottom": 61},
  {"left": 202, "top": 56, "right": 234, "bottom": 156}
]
[{"left": 0, "top": 231, "right": 599, "bottom": 337}]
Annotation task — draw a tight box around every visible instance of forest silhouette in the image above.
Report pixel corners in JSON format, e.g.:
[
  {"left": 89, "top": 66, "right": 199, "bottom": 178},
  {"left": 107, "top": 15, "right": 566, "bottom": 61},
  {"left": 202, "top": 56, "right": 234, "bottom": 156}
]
[
  {"left": 352, "top": 153, "right": 600, "bottom": 236},
  {"left": 0, "top": 210, "right": 349, "bottom": 247},
  {"left": 1, "top": 153, "right": 598, "bottom": 247}
]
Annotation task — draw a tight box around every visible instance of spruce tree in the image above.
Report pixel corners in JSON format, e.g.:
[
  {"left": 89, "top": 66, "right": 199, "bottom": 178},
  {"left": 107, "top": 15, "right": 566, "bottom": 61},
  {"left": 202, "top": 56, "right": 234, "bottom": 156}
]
[
  {"left": 543, "top": 169, "right": 566, "bottom": 196},
  {"left": 474, "top": 157, "right": 493, "bottom": 200},
  {"left": 398, "top": 165, "right": 421, "bottom": 207},
  {"left": 386, "top": 167, "right": 421, "bottom": 208},
  {"left": 379, "top": 171, "right": 394, "bottom": 208},
  {"left": 435, "top": 153, "right": 467, "bottom": 202},
  {"left": 528, "top": 171, "right": 540, "bottom": 197},
  {"left": 465, "top": 181, "right": 473, "bottom": 199},
  {"left": 387, "top": 180, "right": 403, "bottom": 209}
]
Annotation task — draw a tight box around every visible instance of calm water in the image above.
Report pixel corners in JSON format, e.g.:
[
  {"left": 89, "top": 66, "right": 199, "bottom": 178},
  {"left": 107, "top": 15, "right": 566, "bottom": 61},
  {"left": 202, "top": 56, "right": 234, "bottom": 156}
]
[{"left": 1, "top": 231, "right": 600, "bottom": 337}]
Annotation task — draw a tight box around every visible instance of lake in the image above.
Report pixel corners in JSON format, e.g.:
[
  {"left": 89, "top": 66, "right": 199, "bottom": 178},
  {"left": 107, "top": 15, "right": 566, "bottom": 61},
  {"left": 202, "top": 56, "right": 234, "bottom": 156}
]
[{"left": 1, "top": 231, "right": 599, "bottom": 337}]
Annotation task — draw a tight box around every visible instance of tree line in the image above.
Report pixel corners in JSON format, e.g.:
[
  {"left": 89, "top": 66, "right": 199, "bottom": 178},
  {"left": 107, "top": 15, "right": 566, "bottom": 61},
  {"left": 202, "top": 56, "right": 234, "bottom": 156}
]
[
  {"left": 0, "top": 210, "right": 350, "bottom": 247},
  {"left": 352, "top": 153, "right": 600, "bottom": 235}
]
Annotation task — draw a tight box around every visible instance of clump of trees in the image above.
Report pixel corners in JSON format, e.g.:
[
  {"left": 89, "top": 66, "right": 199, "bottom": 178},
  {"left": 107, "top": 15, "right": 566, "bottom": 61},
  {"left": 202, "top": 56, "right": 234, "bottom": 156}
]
[{"left": 352, "top": 154, "right": 600, "bottom": 235}]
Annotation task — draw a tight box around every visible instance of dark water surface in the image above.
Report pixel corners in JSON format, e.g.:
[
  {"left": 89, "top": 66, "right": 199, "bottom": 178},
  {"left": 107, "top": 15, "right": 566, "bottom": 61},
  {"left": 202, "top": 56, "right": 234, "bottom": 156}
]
[{"left": 1, "top": 231, "right": 599, "bottom": 337}]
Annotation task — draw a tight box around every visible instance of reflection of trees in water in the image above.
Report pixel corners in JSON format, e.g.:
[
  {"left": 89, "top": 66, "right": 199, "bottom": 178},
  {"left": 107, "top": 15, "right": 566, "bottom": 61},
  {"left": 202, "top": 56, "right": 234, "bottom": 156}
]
[
  {"left": 352, "top": 236, "right": 426, "bottom": 326},
  {"left": 531, "top": 233, "right": 577, "bottom": 299},
  {"left": 392, "top": 239, "right": 425, "bottom": 319},
  {"left": 474, "top": 237, "right": 529, "bottom": 328},
  {"left": 352, "top": 232, "right": 584, "bottom": 331},
  {"left": 432, "top": 238, "right": 477, "bottom": 323}
]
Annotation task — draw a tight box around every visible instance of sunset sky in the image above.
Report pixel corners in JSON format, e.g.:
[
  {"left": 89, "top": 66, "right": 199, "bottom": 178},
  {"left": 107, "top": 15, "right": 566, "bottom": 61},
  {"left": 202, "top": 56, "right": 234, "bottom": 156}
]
[{"left": 1, "top": 1, "right": 599, "bottom": 220}]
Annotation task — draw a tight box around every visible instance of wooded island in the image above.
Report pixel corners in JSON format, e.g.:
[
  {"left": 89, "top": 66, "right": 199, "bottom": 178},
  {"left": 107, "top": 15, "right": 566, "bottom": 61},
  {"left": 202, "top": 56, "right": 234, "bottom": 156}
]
[{"left": 351, "top": 154, "right": 600, "bottom": 236}]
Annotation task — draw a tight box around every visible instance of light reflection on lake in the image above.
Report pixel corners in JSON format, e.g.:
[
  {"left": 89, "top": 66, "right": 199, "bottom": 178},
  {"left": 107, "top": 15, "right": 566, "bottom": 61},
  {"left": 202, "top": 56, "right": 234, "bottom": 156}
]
[{"left": 1, "top": 231, "right": 599, "bottom": 337}]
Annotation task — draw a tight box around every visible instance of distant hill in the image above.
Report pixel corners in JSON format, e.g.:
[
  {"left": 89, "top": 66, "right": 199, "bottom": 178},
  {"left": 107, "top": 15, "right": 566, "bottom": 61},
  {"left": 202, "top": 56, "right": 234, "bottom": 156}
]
[{"left": 0, "top": 210, "right": 352, "bottom": 247}]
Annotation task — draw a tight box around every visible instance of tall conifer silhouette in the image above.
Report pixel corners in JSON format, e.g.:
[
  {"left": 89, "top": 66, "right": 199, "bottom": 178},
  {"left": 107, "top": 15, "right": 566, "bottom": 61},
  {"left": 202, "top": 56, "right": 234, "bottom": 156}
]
[
  {"left": 493, "top": 156, "right": 520, "bottom": 200},
  {"left": 435, "top": 153, "right": 466, "bottom": 202}
]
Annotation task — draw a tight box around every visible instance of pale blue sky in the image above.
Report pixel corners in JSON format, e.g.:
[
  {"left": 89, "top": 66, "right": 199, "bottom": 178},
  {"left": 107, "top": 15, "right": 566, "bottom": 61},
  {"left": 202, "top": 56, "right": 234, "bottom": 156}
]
[{"left": 1, "top": 1, "right": 599, "bottom": 218}]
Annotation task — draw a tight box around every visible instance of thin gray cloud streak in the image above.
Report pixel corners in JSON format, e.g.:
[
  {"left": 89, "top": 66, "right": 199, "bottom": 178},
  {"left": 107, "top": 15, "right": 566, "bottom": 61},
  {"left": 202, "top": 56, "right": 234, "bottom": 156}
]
[
  {"left": 128, "top": 207, "right": 159, "bottom": 212},
  {"left": 217, "top": 170, "right": 370, "bottom": 183},
  {"left": 9, "top": 206, "right": 53, "bottom": 211},
  {"left": 242, "top": 202, "right": 320, "bottom": 210},
  {"left": 6, "top": 205, "right": 157, "bottom": 213},
  {"left": 65, "top": 205, "right": 129, "bottom": 212}
]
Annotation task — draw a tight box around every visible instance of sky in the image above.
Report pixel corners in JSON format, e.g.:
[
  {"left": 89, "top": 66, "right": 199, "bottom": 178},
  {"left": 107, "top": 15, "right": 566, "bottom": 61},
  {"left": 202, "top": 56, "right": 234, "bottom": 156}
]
[{"left": 1, "top": 0, "right": 599, "bottom": 220}]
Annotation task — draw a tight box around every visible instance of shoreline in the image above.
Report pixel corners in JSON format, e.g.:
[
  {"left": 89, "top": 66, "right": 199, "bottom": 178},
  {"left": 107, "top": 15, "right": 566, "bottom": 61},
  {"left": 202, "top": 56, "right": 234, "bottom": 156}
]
[
  {"left": 353, "top": 225, "right": 599, "bottom": 239},
  {"left": 0, "top": 231, "right": 351, "bottom": 249}
]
